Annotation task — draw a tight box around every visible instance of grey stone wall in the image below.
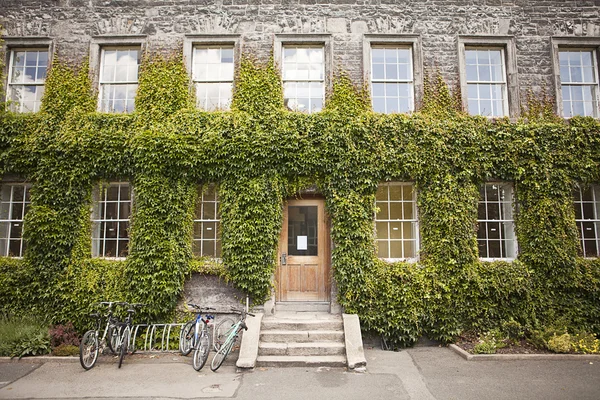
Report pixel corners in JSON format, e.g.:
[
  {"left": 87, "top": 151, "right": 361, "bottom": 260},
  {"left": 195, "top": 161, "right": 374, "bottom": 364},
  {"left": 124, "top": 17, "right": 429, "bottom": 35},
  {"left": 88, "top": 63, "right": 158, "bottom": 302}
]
[
  {"left": 2, "top": 0, "right": 600, "bottom": 103},
  {"left": 182, "top": 274, "right": 249, "bottom": 313}
]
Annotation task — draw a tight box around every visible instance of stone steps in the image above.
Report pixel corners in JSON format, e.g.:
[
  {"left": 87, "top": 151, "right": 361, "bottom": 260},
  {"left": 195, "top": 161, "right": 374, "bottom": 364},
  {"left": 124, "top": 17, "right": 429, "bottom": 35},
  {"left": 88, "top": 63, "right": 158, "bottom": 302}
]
[
  {"left": 256, "top": 312, "right": 347, "bottom": 368},
  {"left": 259, "top": 341, "right": 346, "bottom": 356},
  {"left": 256, "top": 355, "right": 347, "bottom": 368}
]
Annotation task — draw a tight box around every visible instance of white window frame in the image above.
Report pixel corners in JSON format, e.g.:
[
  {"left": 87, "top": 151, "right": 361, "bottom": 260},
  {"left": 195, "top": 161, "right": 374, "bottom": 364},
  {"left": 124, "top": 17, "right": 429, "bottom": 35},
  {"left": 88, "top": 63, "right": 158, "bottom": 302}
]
[
  {"left": 97, "top": 47, "right": 140, "bottom": 113},
  {"left": 275, "top": 34, "right": 332, "bottom": 114},
  {"left": 7, "top": 48, "right": 49, "bottom": 113},
  {"left": 0, "top": 182, "right": 31, "bottom": 258},
  {"left": 551, "top": 37, "right": 600, "bottom": 118},
  {"left": 458, "top": 36, "right": 519, "bottom": 118},
  {"left": 477, "top": 182, "right": 517, "bottom": 261},
  {"left": 89, "top": 35, "right": 146, "bottom": 114},
  {"left": 573, "top": 184, "right": 600, "bottom": 258},
  {"left": 91, "top": 182, "right": 133, "bottom": 259},
  {"left": 363, "top": 35, "right": 423, "bottom": 114},
  {"left": 183, "top": 35, "right": 240, "bottom": 112},
  {"left": 193, "top": 185, "right": 221, "bottom": 258},
  {"left": 375, "top": 182, "right": 419, "bottom": 262}
]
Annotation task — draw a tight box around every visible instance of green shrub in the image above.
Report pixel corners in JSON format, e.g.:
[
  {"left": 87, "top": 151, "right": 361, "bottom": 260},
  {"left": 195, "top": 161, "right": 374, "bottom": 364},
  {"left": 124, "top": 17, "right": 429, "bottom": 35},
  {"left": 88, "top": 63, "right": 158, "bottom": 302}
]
[
  {"left": 51, "top": 344, "right": 79, "bottom": 356},
  {"left": 473, "top": 329, "right": 507, "bottom": 354},
  {"left": 547, "top": 333, "right": 572, "bottom": 353},
  {"left": 501, "top": 319, "right": 525, "bottom": 341},
  {"left": 0, "top": 315, "right": 51, "bottom": 358},
  {"left": 572, "top": 333, "right": 600, "bottom": 354}
]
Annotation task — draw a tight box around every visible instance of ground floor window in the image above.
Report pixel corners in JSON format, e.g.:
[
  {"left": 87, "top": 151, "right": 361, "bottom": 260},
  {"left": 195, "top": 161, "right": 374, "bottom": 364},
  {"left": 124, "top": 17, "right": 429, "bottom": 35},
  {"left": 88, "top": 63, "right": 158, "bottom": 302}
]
[
  {"left": 92, "top": 182, "right": 132, "bottom": 258},
  {"left": 0, "top": 183, "right": 31, "bottom": 257},
  {"left": 375, "top": 182, "right": 419, "bottom": 260},
  {"left": 573, "top": 184, "right": 600, "bottom": 258},
  {"left": 193, "top": 185, "right": 221, "bottom": 258},
  {"left": 477, "top": 182, "right": 517, "bottom": 259}
]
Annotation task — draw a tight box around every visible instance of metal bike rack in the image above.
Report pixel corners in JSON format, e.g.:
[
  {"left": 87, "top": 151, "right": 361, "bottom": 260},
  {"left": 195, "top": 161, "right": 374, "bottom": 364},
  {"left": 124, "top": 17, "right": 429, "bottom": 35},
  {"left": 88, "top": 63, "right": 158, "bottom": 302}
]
[{"left": 130, "top": 323, "right": 185, "bottom": 352}]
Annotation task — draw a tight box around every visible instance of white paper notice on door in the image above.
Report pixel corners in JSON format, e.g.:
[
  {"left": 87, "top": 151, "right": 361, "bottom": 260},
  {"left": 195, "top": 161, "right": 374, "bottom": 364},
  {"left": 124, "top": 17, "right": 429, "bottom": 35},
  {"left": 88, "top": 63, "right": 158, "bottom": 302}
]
[{"left": 297, "top": 236, "right": 308, "bottom": 250}]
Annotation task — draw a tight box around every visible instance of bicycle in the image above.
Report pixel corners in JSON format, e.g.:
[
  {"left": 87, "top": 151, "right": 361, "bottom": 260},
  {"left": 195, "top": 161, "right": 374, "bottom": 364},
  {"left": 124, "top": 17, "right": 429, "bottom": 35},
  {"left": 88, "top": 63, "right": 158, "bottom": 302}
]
[
  {"left": 179, "top": 303, "right": 215, "bottom": 371},
  {"left": 210, "top": 307, "right": 255, "bottom": 372},
  {"left": 79, "top": 301, "right": 127, "bottom": 370},
  {"left": 116, "top": 303, "right": 145, "bottom": 368}
]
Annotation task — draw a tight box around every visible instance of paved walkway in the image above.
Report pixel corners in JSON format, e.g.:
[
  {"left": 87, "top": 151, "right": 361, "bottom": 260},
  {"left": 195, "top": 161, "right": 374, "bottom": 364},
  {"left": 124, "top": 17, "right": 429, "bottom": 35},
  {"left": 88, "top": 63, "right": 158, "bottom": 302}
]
[{"left": 0, "top": 346, "right": 598, "bottom": 400}]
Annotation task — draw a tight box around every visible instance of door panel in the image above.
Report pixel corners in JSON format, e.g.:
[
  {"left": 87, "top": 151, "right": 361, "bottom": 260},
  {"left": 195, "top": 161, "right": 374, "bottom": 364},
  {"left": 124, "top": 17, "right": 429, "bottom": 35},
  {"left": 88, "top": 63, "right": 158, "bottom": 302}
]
[{"left": 278, "top": 199, "right": 329, "bottom": 302}]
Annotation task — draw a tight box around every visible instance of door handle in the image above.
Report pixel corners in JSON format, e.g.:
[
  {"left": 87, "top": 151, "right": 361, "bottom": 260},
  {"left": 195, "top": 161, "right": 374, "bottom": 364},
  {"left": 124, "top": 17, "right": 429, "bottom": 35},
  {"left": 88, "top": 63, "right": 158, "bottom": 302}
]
[{"left": 281, "top": 253, "right": 287, "bottom": 265}]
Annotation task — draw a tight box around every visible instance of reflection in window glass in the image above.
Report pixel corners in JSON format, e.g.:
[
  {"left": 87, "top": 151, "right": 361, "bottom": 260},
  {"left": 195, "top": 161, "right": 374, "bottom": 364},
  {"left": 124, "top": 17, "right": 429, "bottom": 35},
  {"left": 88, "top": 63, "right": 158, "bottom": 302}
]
[
  {"left": 283, "top": 46, "right": 324, "bottom": 113},
  {"left": 8, "top": 49, "right": 48, "bottom": 113},
  {"left": 92, "top": 182, "right": 132, "bottom": 258},
  {"left": 193, "top": 47, "right": 234, "bottom": 111},
  {"left": 375, "top": 183, "right": 418, "bottom": 259},
  {"left": 465, "top": 48, "right": 507, "bottom": 117},
  {"left": 287, "top": 206, "right": 318, "bottom": 256},
  {"left": 559, "top": 50, "right": 599, "bottom": 117},
  {"left": 573, "top": 184, "right": 600, "bottom": 257},
  {"left": 99, "top": 48, "right": 140, "bottom": 113},
  {"left": 0, "top": 183, "right": 31, "bottom": 257},
  {"left": 193, "top": 185, "right": 221, "bottom": 258},
  {"left": 477, "top": 183, "right": 516, "bottom": 259},
  {"left": 371, "top": 47, "right": 414, "bottom": 114}
]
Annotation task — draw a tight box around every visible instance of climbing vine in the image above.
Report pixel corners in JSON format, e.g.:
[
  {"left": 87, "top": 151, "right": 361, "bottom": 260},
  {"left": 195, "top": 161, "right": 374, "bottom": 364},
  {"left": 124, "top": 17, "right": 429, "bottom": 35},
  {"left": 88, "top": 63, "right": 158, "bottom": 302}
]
[{"left": 0, "top": 48, "right": 598, "bottom": 344}]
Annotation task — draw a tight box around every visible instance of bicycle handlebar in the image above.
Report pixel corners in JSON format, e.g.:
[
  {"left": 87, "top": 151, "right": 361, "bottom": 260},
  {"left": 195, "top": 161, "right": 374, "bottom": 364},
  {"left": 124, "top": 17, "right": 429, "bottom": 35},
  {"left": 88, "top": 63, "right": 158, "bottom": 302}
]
[{"left": 230, "top": 307, "right": 255, "bottom": 318}]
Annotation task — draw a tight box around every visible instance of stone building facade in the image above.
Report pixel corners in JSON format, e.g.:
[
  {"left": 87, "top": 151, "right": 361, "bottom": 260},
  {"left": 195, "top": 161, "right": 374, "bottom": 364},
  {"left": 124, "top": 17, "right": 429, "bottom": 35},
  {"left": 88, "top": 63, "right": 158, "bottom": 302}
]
[{"left": 1, "top": 0, "right": 600, "bottom": 109}]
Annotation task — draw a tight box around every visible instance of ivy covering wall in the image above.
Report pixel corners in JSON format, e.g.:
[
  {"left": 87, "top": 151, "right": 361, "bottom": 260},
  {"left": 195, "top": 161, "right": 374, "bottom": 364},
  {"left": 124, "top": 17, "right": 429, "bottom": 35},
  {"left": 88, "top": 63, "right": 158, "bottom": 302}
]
[{"left": 0, "top": 49, "right": 599, "bottom": 344}]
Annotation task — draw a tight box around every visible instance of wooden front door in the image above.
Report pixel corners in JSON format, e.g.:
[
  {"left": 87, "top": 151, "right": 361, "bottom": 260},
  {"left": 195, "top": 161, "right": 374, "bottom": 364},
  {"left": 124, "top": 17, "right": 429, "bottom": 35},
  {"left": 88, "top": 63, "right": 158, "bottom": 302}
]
[{"left": 277, "top": 199, "right": 330, "bottom": 302}]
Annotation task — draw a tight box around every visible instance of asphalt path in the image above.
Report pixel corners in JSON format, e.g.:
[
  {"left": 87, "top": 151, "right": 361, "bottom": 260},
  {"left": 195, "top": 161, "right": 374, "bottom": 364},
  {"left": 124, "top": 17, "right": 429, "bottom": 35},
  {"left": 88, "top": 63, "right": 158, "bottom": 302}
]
[{"left": 0, "top": 346, "right": 598, "bottom": 400}]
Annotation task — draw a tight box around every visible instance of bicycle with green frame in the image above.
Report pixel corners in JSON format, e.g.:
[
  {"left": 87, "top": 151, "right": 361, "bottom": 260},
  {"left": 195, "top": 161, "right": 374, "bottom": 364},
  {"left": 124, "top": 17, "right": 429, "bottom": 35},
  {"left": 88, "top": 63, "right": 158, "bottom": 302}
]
[{"left": 210, "top": 307, "right": 255, "bottom": 371}]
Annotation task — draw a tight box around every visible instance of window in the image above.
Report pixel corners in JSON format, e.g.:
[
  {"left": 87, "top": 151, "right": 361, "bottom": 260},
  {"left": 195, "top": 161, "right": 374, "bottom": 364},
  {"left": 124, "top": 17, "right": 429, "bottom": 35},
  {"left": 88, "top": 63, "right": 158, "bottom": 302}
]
[
  {"left": 464, "top": 48, "right": 507, "bottom": 117},
  {"left": 375, "top": 183, "right": 418, "bottom": 260},
  {"left": 282, "top": 46, "right": 324, "bottom": 113},
  {"left": 573, "top": 185, "right": 600, "bottom": 258},
  {"left": 459, "top": 37, "right": 518, "bottom": 118},
  {"left": 92, "top": 182, "right": 132, "bottom": 258},
  {"left": 98, "top": 48, "right": 140, "bottom": 113},
  {"left": 558, "top": 50, "right": 599, "bottom": 117},
  {"left": 477, "top": 183, "right": 517, "bottom": 259},
  {"left": 0, "top": 183, "right": 31, "bottom": 257},
  {"left": 371, "top": 47, "right": 414, "bottom": 113},
  {"left": 193, "top": 185, "right": 221, "bottom": 258},
  {"left": 7, "top": 49, "right": 48, "bottom": 113},
  {"left": 192, "top": 47, "right": 234, "bottom": 111}
]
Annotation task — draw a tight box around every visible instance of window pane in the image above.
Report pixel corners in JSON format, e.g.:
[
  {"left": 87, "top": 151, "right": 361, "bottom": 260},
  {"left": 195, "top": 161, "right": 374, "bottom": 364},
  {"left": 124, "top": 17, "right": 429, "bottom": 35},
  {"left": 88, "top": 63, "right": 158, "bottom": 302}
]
[
  {"left": 478, "top": 183, "right": 516, "bottom": 259},
  {"left": 375, "top": 183, "right": 418, "bottom": 260}
]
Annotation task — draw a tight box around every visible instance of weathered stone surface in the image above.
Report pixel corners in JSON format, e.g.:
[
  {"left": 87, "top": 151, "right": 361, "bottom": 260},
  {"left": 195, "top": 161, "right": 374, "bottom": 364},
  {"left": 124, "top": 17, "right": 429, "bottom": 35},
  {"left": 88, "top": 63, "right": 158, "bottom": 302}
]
[{"left": 1, "top": 0, "right": 598, "bottom": 99}]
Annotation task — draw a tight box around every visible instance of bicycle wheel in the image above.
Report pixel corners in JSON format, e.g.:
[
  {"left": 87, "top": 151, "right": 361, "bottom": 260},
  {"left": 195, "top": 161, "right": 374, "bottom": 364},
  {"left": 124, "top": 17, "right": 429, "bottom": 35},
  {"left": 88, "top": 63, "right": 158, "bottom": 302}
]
[
  {"left": 210, "top": 334, "right": 235, "bottom": 372},
  {"left": 79, "top": 330, "right": 99, "bottom": 370},
  {"left": 214, "top": 317, "right": 235, "bottom": 351},
  {"left": 107, "top": 325, "right": 119, "bottom": 354},
  {"left": 179, "top": 321, "right": 195, "bottom": 356},
  {"left": 118, "top": 328, "right": 129, "bottom": 369},
  {"left": 192, "top": 331, "right": 210, "bottom": 371}
]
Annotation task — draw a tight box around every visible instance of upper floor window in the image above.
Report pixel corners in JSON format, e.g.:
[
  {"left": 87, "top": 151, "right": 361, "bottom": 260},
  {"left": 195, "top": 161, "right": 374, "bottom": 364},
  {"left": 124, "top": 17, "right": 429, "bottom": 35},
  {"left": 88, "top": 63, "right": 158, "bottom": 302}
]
[
  {"left": 559, "top": 50, "right": 599, "bottom": 118},
  {"left": 0, "top": 183, "right": 31, "bottom": 257},
  {"left": 465, "top": 48, "right": 508, "bottom": 117},
  {"left": 92, "top": 182, "right": 132, "bottom": 258},
  {"left": 99, "top": 48, "right": 140, "bottom": 113},
  {"left": 192, "top": 47, "right": 234, "bottom": 111},
  {"left": 282, "top": 46, "right": 324, "bottom": 113},
  {"left": 375, "top": 182, "right": 418, "bottom": 260},
  {"left": 573, "top": 184, "right": 600, "bottom": 257},
  {"left": 477, "top": 183, "right": 517, "bottom": 260},
  {"left": 371, "top": 47, "right": 414, "bottom": 113},
  {"left": 7, "top": 49, "right": 48, "bottom": 113},
  {"left": 193, "top": 185, "right": 221, "bottom": 258}
]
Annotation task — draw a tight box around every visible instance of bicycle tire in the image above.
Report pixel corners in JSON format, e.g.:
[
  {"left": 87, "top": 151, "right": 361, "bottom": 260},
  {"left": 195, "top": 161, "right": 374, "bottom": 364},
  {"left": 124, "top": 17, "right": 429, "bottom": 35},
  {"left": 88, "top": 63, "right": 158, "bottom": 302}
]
[
  {"left": 192, "top": 331, "right": 211, "bottom": 371},
  {"left": 79, "top": 330, "right": 99, "bottom": 370},
  {"left": 179, "top": 321, "right": 195, "bottom": 356},
  {"left": 107, "top": 325, "right": 119, "bottom": 354},
  {"left": 118, "top": 328, "right": 129, "bottom": 369},
  {"left": 214, "top": 317, "right": 235, "bottom": 351},
  {"left": 210, "top": 333, "right": 235, "bottom": 372}
]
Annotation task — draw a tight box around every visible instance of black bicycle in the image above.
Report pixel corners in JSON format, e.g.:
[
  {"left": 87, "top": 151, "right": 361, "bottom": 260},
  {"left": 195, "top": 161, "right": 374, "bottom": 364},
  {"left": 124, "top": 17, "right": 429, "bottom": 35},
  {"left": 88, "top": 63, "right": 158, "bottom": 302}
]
[
  {"left": 79, "top": 301, "right": 126, "bottom": 370},
  {"left": 116, "top": 303, "right": 145, "bottom": 368}
]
